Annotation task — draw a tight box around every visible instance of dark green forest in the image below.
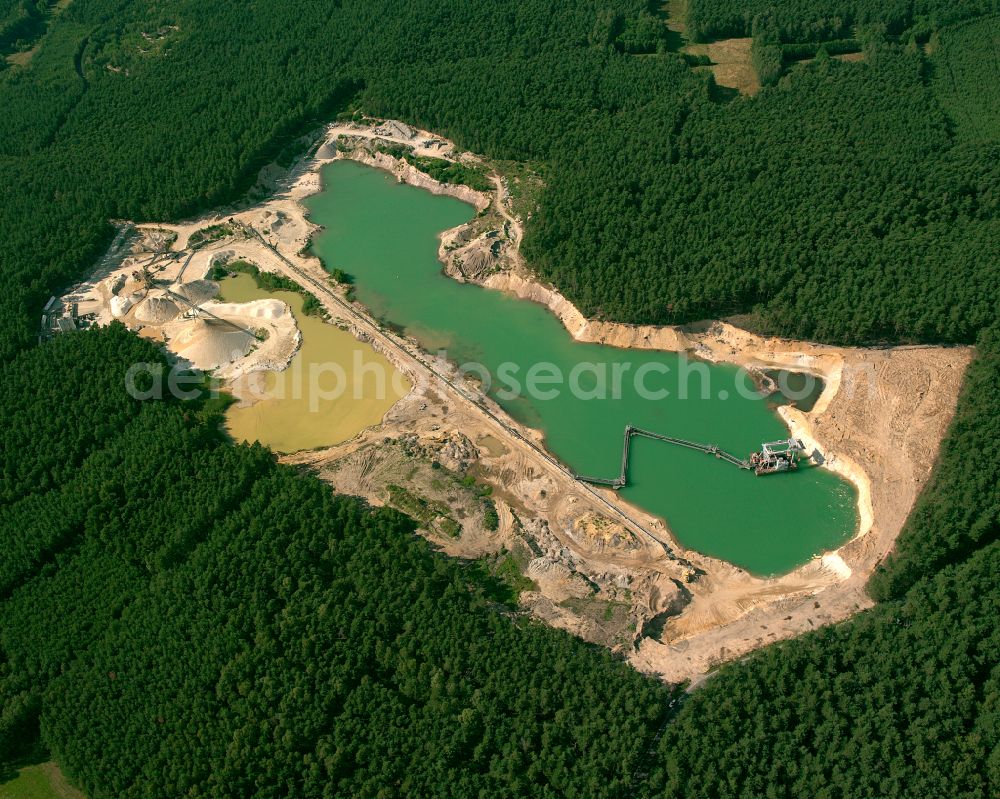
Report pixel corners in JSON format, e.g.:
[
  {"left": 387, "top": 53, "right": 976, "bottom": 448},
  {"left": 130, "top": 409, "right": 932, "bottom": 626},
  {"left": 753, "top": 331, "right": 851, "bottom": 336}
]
[
  {"left": 1, "top": 331, "right": 672, "bottom": 797},
  {"left": 930, "top": 14, "right": 1000, "bottom": 143},
  {"left": 1, "top": 0, "right": 998, "bottom": 796},
  {"left": 686, "top": 0, "right": 999, "bottom": 40},
  {"left": 0, "top": 0, "right": 48, "bottom": 55},
  {"left": 1, "top": 0, "right": 999, "bottom": 354}
]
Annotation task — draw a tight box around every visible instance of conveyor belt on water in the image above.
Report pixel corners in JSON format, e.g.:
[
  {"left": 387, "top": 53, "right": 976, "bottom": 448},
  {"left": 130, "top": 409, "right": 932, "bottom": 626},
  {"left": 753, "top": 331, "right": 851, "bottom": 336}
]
[{"left": 573, "top": 424, "right": 750, "bottom": 489}]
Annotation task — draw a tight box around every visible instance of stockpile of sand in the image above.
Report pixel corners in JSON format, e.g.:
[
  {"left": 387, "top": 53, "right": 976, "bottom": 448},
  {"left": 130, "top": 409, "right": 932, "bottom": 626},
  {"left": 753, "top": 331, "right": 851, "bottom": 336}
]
[
  {"left": 109, "top": 295, "right": 133, "bottom": 318},
  {"left": 158, "top": 298, "right": 298, "bottom": 376},
  {"left": 316, "top": 141, "right": 336, "bottom": 159},
  {"left": 174, "top": 279, "right": 219, "bottom": 306},
  {"left": 168, "top": 318, "right": 254, "bottom": 370},
  {"left": 134, "top": 296, "right": 180, "bottom": 323}
]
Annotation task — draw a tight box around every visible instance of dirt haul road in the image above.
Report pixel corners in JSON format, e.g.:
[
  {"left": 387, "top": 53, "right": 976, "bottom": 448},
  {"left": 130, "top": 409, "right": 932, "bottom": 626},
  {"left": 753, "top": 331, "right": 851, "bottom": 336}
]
[{"left": 237, "top": 221, "right": 685, "bottom": 569}]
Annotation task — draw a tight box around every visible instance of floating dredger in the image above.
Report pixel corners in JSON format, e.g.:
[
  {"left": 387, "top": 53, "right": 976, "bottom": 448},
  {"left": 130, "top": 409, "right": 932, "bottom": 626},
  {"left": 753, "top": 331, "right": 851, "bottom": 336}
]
[
  {"left": 748, "top": 438, "right": 806, "bottom": 475},
  {"left": 574, "top": 427, "right": 810, "bottom": 488}
]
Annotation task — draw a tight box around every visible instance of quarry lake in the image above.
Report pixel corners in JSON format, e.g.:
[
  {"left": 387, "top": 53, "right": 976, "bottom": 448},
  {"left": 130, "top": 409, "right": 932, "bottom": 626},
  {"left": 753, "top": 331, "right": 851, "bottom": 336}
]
[{"left": 306, "top": 160, "right": 857, "bottom": 575}]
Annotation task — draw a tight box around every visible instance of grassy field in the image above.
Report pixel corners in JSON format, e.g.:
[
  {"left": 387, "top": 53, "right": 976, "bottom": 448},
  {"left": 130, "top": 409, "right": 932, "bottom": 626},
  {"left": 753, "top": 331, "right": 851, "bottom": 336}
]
[{"left": 0, "top": 762, "right": 84, "bottom": 799}]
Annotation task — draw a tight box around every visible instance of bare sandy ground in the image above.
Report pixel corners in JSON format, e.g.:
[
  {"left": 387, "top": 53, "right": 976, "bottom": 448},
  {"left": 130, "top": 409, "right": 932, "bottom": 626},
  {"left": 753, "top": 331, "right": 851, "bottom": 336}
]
[
  {"left": 71, "top": 119, "right": 972, "bottom": 683},
  {"left": 61, "top": 231, "right": 302, "bottom": 380},
  {"left": 688, "top": 38, "right": 761, "bottom": 96}
]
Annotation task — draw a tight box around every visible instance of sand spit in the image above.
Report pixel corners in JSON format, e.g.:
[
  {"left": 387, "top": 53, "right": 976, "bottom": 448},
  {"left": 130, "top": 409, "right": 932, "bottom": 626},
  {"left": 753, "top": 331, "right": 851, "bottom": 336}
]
[{"left": 68, "top": 118, "right": 971, "bottom": 683}]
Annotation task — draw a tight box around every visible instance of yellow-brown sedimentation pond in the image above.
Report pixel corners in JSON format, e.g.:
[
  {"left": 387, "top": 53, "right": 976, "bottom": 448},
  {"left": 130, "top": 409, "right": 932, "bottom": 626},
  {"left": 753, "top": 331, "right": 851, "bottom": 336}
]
[{"left": 220, "top": 273, "right": 410, "bottom": 452}]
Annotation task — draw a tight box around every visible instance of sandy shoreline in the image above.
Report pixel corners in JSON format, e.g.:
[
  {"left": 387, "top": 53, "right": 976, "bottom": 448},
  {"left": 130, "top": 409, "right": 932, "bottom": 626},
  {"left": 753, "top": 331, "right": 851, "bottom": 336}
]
[
  {"left": 481, "top": 271, "right": 878, "bottom": 539},
  {"left": 67, "top": 118, "right": 973, "bottom": 683}
]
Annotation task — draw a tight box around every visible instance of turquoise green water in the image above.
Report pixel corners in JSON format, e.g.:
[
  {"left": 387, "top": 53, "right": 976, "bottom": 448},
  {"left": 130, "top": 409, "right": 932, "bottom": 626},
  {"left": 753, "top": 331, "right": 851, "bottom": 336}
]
[{"left": 306, "top": 160, "right": 856, "bottom": 575}]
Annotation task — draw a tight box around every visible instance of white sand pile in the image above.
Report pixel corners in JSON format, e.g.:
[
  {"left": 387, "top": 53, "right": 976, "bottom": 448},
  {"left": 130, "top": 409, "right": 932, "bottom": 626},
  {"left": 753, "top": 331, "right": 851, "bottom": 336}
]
[
  {"left": 160, "top": 298, "right": 297, "bottom": 377},
  {"left": 168, "top": 318, "right": 254, "bottom": 370},
  {"left": 316, "top": 141, "right": 336, "bottom": 159},
  {"left": 134, "top": 296, "right": 180, "bottom": 324},
  {"left": 174, "top": 279, "right": 219, "bottom": 306},
  {"left": 109, "top": 295, "right": 133, "bottom": 318},
  {"left": 820, "top": 553, "right": 852, "bottom": 579}
]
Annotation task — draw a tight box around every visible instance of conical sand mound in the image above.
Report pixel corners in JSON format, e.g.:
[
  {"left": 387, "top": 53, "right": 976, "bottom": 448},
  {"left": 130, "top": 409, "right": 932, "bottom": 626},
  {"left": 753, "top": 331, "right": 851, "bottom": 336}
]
[
  {"left": 170, "top": 318, "right": 254, "bottom": 369},
  {"left": 135, "top": 296, "right": 180, "bottom": 324}
]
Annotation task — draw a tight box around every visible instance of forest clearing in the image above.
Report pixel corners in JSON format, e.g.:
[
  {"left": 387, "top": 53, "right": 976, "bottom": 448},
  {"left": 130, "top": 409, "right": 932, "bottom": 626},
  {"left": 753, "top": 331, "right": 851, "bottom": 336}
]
[{"left": 0, "top": 760, "right": 83, "bottom": 799}]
